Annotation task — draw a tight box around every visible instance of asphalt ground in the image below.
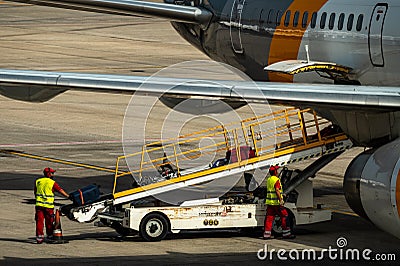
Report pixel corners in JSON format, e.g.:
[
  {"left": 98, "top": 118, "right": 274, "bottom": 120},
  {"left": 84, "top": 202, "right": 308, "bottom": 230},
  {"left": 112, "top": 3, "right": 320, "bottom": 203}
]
[{"left": 0, "top": 1, "right": 399, "bottom": 265}]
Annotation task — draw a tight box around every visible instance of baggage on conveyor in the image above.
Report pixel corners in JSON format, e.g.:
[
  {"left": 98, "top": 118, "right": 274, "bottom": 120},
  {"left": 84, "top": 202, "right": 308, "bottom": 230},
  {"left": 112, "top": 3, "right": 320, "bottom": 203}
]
[{"left": 70, "top": 184, "right": 101, "bottom": 206}]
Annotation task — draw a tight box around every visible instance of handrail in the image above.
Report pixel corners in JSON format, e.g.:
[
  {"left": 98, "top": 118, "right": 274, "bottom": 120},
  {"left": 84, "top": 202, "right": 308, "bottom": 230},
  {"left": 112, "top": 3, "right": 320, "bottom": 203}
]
[{"left": 112, "top": 108, "right": 348, "bottom": 197}]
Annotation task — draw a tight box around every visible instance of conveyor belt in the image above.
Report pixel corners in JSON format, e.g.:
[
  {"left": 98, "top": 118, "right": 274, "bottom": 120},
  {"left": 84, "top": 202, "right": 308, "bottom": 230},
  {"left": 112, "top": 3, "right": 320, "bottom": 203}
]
[{"left": 112, "top": 108, "right": 353, "bottom": 205}]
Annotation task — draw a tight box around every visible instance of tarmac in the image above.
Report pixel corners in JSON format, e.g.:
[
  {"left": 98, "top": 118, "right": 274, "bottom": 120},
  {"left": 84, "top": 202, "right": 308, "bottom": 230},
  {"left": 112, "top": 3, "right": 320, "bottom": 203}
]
[{"left": 0, "top": 1, "right": 399, "bottom": 265}]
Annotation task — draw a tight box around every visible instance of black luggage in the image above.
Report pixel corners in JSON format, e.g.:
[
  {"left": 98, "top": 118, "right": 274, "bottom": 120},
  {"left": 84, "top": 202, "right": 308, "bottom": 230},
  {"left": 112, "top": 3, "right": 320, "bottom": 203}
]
[{"left": 70, "top": 184, "right": 101, "bottom": 206}]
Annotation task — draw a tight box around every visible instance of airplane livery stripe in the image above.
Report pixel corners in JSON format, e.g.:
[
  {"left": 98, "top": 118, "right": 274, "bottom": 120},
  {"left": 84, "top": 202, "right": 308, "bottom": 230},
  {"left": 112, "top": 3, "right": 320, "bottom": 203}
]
[{"left": 268, "top": 0, "right": 329, "bottom": 82}]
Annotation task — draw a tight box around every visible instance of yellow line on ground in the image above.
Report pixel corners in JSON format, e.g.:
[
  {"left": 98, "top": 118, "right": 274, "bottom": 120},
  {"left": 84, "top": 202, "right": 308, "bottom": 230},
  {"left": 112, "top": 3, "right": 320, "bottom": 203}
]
[
  {"left": 0, "top": 1, "right": 27, "bottom": 5},
  {"left": 329, "top": 209, "right": 359, "bottom": 217},
  {"left": 1, "top": 150, "right": 117, "bottom": 174}
]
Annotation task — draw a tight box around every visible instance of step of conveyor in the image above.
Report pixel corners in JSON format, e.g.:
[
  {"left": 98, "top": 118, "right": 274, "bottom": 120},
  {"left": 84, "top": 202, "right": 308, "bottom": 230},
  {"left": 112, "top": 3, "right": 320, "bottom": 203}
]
[{"left": 111, "top": 108, "right": 353, "bottom": 205}]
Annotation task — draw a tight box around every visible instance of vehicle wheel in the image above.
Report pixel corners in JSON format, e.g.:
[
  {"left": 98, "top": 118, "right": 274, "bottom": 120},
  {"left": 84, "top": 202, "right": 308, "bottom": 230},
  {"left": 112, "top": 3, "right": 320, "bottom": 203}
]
[
  {"left": 271, "top": 208, "right": 295, "bottom": 236},
  {"left": 139, "top": 213, "right": 169, "bottom": 242}
]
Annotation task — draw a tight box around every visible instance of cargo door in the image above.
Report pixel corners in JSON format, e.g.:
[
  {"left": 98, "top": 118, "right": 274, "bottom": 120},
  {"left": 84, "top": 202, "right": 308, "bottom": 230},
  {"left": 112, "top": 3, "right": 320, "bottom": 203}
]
[
  {"left": 368, "top": 3, "right": 388, "bottom": 67},
  {"left": 230, "top": 0, "right": 245, "bottom": 54}
]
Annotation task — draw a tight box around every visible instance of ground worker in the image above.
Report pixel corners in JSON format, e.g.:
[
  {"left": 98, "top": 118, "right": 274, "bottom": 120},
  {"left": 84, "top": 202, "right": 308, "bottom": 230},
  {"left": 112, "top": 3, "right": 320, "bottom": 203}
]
[
  {"left": 34, "top": 167, "right": 71, "bottom": 244},
  {"left": 263, "top": 165, "right": 295, "bottom": 240}
]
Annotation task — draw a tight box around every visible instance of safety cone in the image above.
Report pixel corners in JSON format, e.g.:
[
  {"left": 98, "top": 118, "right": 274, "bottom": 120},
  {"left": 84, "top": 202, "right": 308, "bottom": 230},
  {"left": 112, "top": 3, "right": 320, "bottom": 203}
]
[{"left": 50, "top": 209, "right": 68, "bottom": 244}]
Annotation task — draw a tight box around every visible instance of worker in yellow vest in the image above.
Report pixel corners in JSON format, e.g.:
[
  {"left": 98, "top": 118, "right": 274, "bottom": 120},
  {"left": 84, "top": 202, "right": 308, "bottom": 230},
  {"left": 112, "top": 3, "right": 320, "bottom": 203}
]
[
  {"left": 263, "top": 165, "right": 295, "bottom": 239},
  {"left": 34, "top": 167, "right": 70, "bottom": 244}
]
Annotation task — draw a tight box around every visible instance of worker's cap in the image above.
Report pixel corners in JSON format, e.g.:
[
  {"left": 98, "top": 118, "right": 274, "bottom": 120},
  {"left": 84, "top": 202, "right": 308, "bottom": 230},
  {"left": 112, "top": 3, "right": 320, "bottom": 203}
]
[
  {"left": 269, "top": 165, "right": 280, "bottom": 172},
  {"left": 43, "top": 167, "right": 56, "bottom": 174}
]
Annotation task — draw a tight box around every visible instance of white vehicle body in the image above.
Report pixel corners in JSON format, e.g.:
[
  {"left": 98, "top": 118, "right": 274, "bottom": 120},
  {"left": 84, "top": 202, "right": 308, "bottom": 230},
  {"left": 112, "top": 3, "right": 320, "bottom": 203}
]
[{"left": 119, "top": 180, "right": 331, "bottom": 241}]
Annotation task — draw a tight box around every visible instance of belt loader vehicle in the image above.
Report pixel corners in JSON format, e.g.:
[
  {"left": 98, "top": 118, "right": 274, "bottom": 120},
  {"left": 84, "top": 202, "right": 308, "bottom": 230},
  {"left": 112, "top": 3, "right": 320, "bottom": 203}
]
[{"left": 61, "top": 108, "right": 351, "bottom": 241}]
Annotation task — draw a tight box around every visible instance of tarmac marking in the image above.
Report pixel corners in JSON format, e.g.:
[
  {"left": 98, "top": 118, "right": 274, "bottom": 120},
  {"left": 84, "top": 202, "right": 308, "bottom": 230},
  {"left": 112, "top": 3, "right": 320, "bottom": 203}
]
[
  {"left": 0, "top": 150, "right": 118, "bottom": 174},
  {"left": 329, "top": 209, "right": 359, "bottom": 217},
  {"left": 10, "top": 166, "right": 119, "bottom": 172},
  {"left": 0, "top": 139, "right": 159, "bottom": 148},
  {"left": 109, "top": 152, "right": 124, "bottom": 156},
  {"left": 68, "top": 154, "right": 94, "bottom": 158},
  {"left": 0, "top": 140, "right": 122, "bottom": 148},
  {"left": 0, "top": 1, "right": 27, "bottom": 5}
]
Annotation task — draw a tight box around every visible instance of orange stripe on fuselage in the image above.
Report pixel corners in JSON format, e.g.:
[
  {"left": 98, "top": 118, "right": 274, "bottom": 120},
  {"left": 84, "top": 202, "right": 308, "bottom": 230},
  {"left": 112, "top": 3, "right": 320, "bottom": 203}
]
[
  {"left": 396, "top": 170, "right": 400, "bottom": 219},
  {"left": 268, "top": 0, "right": 328, "bottom": 82}
]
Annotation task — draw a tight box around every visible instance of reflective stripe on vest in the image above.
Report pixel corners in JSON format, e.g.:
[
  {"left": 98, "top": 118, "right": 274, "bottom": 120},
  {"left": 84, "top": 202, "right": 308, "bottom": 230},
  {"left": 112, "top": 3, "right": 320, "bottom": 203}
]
[
  {"left": 35, "top": 177, "right": 55, "bottom": 208},
  {"left": 265, "top": 175, "right": 283, "bottom": 206}
]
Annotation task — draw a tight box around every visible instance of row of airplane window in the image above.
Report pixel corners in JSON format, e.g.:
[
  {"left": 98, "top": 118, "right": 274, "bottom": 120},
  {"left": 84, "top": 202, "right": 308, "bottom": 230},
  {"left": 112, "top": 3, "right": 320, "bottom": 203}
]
[{"left": 261, "top": 10, "right": 364, "bottom": 32}]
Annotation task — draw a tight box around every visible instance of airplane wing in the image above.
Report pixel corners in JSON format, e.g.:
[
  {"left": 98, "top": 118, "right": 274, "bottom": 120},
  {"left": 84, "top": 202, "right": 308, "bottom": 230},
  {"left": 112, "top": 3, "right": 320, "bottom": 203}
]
[
  {"left": 6, "top": 0, "right": 213, "bottom": 27},
  {"left": 0, "top": 69, "right": 399, "bottom": 111},
  {"left": 2, "top": 1, "right": 398, "bottom": 110}
]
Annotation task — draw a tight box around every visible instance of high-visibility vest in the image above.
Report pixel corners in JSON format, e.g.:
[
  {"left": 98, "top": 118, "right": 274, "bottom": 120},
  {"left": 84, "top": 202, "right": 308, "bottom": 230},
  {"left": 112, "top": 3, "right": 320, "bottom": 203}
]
[
  {"left": 35, "top": 177, "right": 55, "bottom": 209},
  {"left": 265, "top": 175, "right": 283, "bottom": 206}
]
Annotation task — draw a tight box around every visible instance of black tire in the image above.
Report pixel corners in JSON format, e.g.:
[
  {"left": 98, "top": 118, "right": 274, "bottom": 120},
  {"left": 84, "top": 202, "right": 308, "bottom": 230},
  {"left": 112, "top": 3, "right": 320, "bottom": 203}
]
[
  {"left": 139, "top": 213, "right": 169, "bottom": 242},
  {"left": 271, "top": 208, "right": 295, "bottom": 236}
]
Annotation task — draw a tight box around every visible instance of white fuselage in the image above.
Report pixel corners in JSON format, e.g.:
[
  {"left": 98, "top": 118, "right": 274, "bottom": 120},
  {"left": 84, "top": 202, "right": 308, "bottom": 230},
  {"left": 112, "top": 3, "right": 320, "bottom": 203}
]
[{"left": 295, "top": 0, "right": 400, "bottom": 86}]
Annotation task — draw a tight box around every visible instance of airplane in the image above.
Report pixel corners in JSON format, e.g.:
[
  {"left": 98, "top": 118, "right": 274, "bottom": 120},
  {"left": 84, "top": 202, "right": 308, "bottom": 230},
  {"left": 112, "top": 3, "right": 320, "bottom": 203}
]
[{"left": 0, "top": 0, "right": 399, "bottom": 239}]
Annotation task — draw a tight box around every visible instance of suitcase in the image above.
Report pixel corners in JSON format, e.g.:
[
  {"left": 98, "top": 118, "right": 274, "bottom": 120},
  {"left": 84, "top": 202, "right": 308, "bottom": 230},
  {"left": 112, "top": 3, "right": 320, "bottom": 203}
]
[
  {"left": 70, "top": 184, "right": 101, "bottom": 206},
  {"left": 229, "top": 146, "right": 251, "bottom": 163}
]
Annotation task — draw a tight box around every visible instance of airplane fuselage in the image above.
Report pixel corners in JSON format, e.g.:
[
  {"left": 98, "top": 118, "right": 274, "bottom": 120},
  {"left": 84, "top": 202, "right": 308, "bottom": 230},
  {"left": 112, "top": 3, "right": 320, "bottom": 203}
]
[
  {"left": 173, "top": 0, "right": 400, "bottom": 86},
  {"left": 171, "top": 0, "right": 400, "bottom": 147}
]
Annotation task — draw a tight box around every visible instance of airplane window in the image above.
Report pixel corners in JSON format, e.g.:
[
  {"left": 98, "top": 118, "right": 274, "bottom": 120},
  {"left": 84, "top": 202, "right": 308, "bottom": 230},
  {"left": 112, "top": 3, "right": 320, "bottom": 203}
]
[
  {"left": 311, "top": 12, "right": 317, "bottom": 28},
  {"left": 293, "top": 11, "right": 300, "bottom": 27},
  {"left": 302, "top": 11, "right": 309, "bottom": 28},
  {"left": 329, "top": 13, "right": 336, "bottom": 30},
  {"left": 320, "top": 12, "right": 327, "bottom": 29},
  {"left": 267, "top": 9, "right": 275, "bottom": 24},
  {"left": 356, "top": 14, "right": 364, "bottom": 31},
  {"left": 347, "top": 14, "right": 354, "bottom": 31},
  {"left": 284, "top": 10, "right": 291, "bottom": 27},
  {"left": 276, "top": 10, "right": 282, "bottom": 26},
  {"left": 338, "top": 13, "right": 345, "bottom": 30}
]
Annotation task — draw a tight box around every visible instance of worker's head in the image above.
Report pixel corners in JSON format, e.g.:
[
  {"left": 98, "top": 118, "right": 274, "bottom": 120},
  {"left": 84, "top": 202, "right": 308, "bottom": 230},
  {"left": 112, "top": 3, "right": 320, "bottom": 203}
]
[
  {"left": 269, "top": 165, "right": 279, "bottom": 176},
  {"left": 43, "top": 167, "right": 56, "bottom": 178}
]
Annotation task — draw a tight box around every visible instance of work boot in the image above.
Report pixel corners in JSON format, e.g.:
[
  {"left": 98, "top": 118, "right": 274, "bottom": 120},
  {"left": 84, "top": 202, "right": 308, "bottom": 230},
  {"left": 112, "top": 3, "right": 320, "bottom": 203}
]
[
  {"left": 36, "top": 236, "right": 44, "bottom": 244},
  {"left": 263, "top": 231, "right": 273, "bottom": 240}
]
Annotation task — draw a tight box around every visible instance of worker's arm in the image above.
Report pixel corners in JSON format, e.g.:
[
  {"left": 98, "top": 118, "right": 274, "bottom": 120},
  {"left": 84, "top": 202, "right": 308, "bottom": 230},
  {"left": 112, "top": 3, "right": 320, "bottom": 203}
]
[
  {"left": 275, "top": 181, "right": 284, "bottom": 206},
  {"left": 53, "top": 182, "right": 70, "bottom": 199},
  {"left": 58, "top": 189, "right": 70, "bottom": 198}
]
